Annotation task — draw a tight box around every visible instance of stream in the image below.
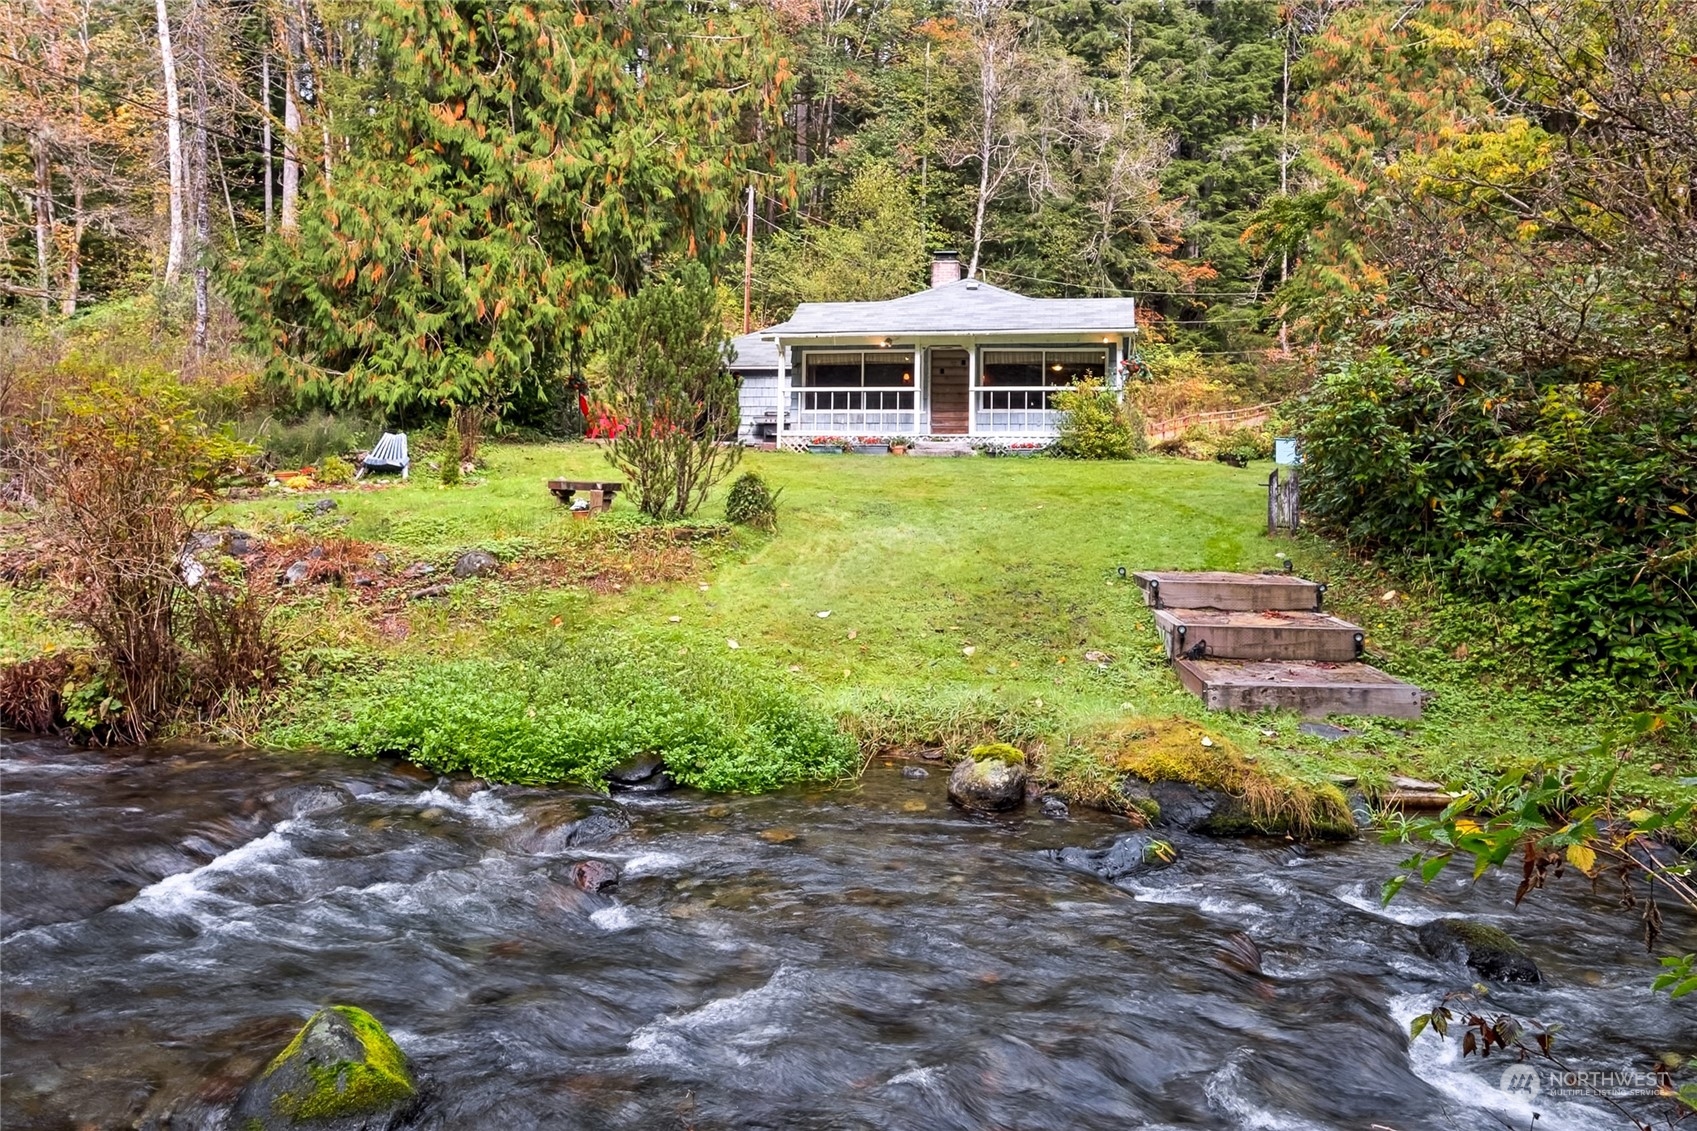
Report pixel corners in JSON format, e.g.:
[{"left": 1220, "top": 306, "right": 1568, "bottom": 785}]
[{"left": 2, "top": 734, "right": 1691, "bottom": 1130}]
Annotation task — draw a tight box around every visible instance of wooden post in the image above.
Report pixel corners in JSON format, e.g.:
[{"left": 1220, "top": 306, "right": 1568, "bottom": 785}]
[
  {"left": 1267, "top": 470, "right": 1279, "bottom": 536},
  {"left": 742, "top": 183, "right": 755, "bottom": 334}
]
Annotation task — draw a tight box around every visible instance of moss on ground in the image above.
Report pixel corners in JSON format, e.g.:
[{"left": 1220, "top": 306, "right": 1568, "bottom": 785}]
[{"left": 1041, "top": 716, "right": 1357, "bottom": 839}]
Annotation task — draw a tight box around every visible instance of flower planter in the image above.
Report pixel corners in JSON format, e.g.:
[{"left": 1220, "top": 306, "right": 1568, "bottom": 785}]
[
  {"left": 889, "top": 445, "right": 910, "bottom": 456},
  {"left": 804, "top": 444, "right": 844, "bottom": 454},
  {"left": 851, "top": 444, "right": 890, "bottom": 455}
]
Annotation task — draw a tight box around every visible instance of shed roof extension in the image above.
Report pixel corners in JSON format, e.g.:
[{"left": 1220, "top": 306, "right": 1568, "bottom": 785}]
[
  {"left": 759, "top": 279, "right": 1136, "bottom": 340},
  {"left": 727, "top": 332, "right": 781, "bottom": 373}
]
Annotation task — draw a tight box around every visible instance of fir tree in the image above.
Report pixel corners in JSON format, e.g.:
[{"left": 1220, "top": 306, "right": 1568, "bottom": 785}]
[{"left": 241, "top": 0, "right": 789, "bottom": 452}]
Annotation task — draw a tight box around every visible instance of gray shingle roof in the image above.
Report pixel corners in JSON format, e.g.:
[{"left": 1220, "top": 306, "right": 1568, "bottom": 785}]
[
  {"left": 760, "top": 279, "right": 1136, "bottom": 338},
  {"left": 727, "top": 331, "right": 781, "bottom": 373}
]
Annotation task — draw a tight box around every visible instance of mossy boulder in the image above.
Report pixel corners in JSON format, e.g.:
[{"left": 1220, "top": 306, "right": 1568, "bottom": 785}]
[
  {"left": 231, "top": 1005, "right": 417, "bottom": 1130},
  {"left": 1417, "top": 919, "right": 1541, "bottom": 984},
  {"left": 949, "top": 750, "right": 1027, "bottom": 811}
]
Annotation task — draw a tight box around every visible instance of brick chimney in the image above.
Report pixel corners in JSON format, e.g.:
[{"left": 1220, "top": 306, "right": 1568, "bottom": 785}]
[{"left": 930, "top": 251, "right": 962, "bottom": 288}]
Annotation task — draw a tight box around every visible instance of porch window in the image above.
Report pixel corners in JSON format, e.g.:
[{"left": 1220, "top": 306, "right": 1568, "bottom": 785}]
[
  {"left": 794, "top": 350, "right": 917, "bottom": 433},
  {"left": 977, "top": 347, "right": 1109, "bottom": 433}
]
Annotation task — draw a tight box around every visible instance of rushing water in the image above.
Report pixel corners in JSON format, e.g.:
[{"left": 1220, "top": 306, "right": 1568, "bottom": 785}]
[{"left": 2, "top": 735, "right": 1691, "bottom": 1130}]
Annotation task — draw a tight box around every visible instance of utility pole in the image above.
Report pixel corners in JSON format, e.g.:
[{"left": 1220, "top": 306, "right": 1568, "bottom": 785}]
[{"left": 742, "top": 182, "right": 755, "bottom": 334}]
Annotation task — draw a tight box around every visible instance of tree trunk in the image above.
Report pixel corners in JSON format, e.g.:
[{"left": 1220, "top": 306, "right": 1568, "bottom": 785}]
[
  {"left": 31, "top": 133, "right": 52, "bottom": 314},
  {"left": 190, "top": 0, "right": 210, "bottom": 355},
  {"left": 62, "top": 175, "right": 84, "bottom": 315},
  {"left": 261, "top": 49, "right": 273, "bottom": 233},
  {"left": 156, "top": 0, "right": 186, "bottom": 283},
  {"left": 279, "top": 14, "right": 300, "bottom": 232}
]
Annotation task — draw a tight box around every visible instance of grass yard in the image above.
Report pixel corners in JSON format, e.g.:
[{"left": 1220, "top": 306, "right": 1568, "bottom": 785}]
[{"left": 200, "top": 442, "right": 1693, "bottom": 811}]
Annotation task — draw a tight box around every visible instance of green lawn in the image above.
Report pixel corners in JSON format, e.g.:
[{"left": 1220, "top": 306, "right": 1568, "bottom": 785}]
[{"left": 213, "top": 442, "right": 1691, "bottom": 807}]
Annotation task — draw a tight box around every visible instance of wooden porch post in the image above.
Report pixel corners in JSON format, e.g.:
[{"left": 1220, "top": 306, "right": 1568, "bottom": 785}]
[
  {"left": 775, "top": 341, "right": 787, "bottom": 446},
  {"left": 966, "top": 343, "right": 979, "bottom": 438},
  {"left": 914, "top": 345, "right": 926, "bottom": 436}
]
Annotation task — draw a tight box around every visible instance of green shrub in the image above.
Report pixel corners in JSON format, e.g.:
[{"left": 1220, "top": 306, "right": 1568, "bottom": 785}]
[
  {"left": 1298, "top": 349, "right": 1696, "bottom": 691},
  {"left": 238, "top": 410, "right": 372, "bottom": 468},
  {"left": 1053, "top": 379, "right": 1145, "bottom": 460},
  {"left": 265, "top": 636, "right": 858, "bottom": 792},
  {"left": 724, "top": 471, "right": 782, "bottom": 531},
  {"left": 317, "top": 455, "right": 354, "bottom": 485}
]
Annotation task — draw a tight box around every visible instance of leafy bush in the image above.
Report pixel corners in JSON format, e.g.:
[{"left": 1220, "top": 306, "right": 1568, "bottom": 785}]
[
  {"left": 27, "top": 362, "right": 264, "bottom": 739},
  {"left": 317, "top": 455, "right": 355, "bottom": 485},
  {"left": 1298, "top": 350, "right": 1696, "bottom": 691},
  {"left": 266, "top": 637, "right": 858, "bottom": 792},
  {"left": 1053, "top": 379, "right": 1146, "bottom": 460},
  {"left": 724, "top": 471, "right": 782, "bottom": 531}
]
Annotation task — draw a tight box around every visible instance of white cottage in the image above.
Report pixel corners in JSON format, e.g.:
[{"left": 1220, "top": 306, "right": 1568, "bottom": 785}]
[{"left": 730, "top": 253, "right": 1136, "bottom": 444}]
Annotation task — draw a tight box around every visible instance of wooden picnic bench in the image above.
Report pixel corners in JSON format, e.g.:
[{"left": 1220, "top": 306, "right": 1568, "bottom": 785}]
[{"left": 547, "top": 478, "right": 623, "bottom": 513}]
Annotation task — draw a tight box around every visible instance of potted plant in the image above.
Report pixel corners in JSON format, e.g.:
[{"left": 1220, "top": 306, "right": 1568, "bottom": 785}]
[
  {"left": 889, "top": 438, "right": 910, "bottom": 456},
  {"left": 804, "top": 435, "right": 844, "bottom": 454},
  {"left": 850, "top": 435, "right": 890, "bottom": 455}
]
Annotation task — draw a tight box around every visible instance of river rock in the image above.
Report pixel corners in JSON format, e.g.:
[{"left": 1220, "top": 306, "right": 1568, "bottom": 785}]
[
  {"left": 1134, "top": 780, "right": 1227, "bottom": 832},
  {"left": 231, "top": 1005, "right": 417, "bottom": 1130},
  {"left": 1055, "top": 832, "right": 1178, "bottom": 882},
  {"left": 263, "top": 783, "right": 355, "bottom": 819},
  {"left": 451, "top": 549, "right": 499, "bottom": 579},
  {"left": 606, "top": 754, "right": 665, "bottom": 786},
  {"left": 1039, "top": 795, "right": 1070, "bottom": 820},
  {"left": 282, "top": 560, "right": 312, "bottom": 586},
  {"left": 569, "top": 860, "right": 619, "bottom": 893},
  {"left": 947, "top": 754, "right": 1026, "bottom": 812},
  {"left": 901, "top": 766, "right": 929, "bottom": 779},
  {"left": 1417, "top": 918, "right": 1541, "bottom": 984}
]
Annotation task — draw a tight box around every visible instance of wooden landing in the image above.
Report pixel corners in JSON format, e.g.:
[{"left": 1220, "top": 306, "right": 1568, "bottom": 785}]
[
  {"left": 1133, "top": 570, "right": 1321, "bottom": 612},
  {"left": 1174, "top": 659, "right": 1425, "bottom": 719},
  {"left": 1153, "top": 608, "right": 1365, "bottom": 663}
]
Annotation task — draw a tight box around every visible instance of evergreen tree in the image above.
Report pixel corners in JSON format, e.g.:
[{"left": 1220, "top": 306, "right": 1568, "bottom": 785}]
[
  {"left": 240, "top": 0, "right": 788, "bottom": 449},
  {"left": 596, "top": 262, "right": 739, "bottom": 522}
]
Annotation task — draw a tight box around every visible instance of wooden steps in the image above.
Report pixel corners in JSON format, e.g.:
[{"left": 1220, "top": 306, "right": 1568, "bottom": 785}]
[
  {"left": 1139, "top": 571, "right": 1426, "bottom": 719},
  {"left": 1174, "top": 659, "right": 1425, "bottom": 719},
  {"left": 1133, "top": 570, "right": 1322, "bottom": 612},
  {"left": 1153, "top": 609, "right": 1364, "bottom": 663}
]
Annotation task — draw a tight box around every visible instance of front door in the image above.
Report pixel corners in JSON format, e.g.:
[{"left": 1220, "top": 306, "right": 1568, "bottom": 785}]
[{"left": 929, "top": 348, "right": 969, "bottom": 434}]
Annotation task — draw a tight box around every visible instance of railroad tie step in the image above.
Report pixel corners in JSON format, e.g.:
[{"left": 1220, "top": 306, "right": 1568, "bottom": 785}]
[
  {"left": 1153, "top": 608, "right": 1365, "bottom": 663},
  {"left": 1132, "top": 570, "right": 1323, "bottom": 613}
]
